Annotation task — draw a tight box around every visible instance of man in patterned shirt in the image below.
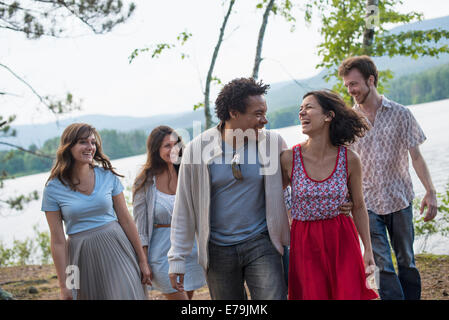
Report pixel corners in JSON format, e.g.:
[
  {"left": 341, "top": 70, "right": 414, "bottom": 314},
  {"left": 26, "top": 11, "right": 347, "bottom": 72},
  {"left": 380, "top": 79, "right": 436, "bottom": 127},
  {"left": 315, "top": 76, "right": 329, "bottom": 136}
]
[{"left": 338, "top": 55, "right": 438, "bottom": 300}]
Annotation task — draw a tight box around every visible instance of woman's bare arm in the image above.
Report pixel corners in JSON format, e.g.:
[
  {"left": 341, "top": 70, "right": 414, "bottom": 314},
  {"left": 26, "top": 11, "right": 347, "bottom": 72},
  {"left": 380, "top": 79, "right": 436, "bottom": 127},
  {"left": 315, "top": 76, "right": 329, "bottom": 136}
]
[
  {"left": 113, "top": 192, "right": 152, "bottom": 284},
  {"left": 45, "top": 211, "right": 72, "bottom": 300},
  {"left": 280, "top": 150, "right": 293, "bottom": 189},
  {"left": 347, "top": 149, "right": 375, "bottom": 273}
]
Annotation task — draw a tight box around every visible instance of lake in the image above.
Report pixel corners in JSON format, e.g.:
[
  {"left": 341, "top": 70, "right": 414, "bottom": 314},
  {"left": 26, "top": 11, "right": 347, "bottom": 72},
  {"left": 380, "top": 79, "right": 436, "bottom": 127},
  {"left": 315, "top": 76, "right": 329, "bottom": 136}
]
[{"left": 1, "top": 98, "right": 449, "bottom": 254}]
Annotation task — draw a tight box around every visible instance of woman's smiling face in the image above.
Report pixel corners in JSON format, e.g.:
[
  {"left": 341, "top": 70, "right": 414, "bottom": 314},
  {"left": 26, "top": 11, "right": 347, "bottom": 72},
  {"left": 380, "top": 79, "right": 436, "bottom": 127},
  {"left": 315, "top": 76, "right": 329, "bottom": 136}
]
[
  {"left": 299, "top": 95, "right": 331, "bottom": 135},
  {"left": 70, "top": 133, "right": 97, "bottom": 164},
  {"left": 159, "top": 134, "right": 178, "bottom": 164}
]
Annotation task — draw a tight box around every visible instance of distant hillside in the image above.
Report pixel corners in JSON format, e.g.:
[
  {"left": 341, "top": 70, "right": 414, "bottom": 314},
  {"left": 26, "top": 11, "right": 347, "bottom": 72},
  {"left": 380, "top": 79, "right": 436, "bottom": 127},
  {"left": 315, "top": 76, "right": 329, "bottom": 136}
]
[
  {"left": 387, "top": 63, "right": 449, "bottom": 105},
  {"left": 265, "top": 15, "right": 449, "bottom": 111},
  {"left": 4, "top": 110, "right": 205, "bottom": 150},
  {"left": 4, "top": 15, "right": 449, "bottom": 150}
]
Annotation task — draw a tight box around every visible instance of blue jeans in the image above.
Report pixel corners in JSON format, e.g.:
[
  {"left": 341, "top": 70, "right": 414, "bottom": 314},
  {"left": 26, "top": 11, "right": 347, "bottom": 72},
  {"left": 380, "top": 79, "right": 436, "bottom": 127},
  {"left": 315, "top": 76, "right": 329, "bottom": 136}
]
[
  {"left": 368, "top": 204, "right": 421, "bottom": 300},
  {"left": 207, "top": 231, "right": 287, "bottom": 300},
  {"left": 282, "top": 245, "right": 289, "bottom": 286}
]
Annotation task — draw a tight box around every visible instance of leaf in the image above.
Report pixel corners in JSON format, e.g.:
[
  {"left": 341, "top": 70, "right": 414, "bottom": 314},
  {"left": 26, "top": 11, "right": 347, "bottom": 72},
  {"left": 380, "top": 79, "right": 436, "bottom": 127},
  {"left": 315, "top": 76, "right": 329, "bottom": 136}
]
[{"left": 193, "top": 102, "right": 204, "bottom": 111}]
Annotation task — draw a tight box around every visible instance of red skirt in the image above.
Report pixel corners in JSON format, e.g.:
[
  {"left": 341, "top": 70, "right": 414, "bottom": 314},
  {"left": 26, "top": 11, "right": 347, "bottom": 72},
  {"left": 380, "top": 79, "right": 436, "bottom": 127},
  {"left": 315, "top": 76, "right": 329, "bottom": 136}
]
[{"left": 288, "top": 214, "right": 378, "bottom": 300}]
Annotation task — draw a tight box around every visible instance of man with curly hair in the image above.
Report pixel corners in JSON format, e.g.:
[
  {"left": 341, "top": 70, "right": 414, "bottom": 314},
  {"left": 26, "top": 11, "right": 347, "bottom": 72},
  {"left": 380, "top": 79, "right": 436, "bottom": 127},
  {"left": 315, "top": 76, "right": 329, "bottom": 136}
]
[{"left": 168, "top": 77, "right": 290, "bottom": 300}]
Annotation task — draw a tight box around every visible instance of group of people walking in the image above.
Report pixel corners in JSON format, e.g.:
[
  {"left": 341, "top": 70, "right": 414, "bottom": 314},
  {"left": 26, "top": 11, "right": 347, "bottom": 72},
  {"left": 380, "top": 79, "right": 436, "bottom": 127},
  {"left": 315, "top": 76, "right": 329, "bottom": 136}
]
[{"left": 41, "top": 55, "right": 437, "bottom": 300}]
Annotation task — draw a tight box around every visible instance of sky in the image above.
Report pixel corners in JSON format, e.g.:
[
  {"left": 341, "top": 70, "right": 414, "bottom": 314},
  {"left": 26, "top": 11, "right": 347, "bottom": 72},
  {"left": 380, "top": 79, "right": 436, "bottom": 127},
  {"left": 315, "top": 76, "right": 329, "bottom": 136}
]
[{"left": 1, "top": 0, "right": 448, "bottom": 125}]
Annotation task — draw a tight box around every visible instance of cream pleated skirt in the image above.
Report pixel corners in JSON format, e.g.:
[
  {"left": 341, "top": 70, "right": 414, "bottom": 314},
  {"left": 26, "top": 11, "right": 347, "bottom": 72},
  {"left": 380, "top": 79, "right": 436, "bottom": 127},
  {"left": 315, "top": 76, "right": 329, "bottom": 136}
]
[{"left": 67, "top": 221, "right": 147, "bottom": 300}]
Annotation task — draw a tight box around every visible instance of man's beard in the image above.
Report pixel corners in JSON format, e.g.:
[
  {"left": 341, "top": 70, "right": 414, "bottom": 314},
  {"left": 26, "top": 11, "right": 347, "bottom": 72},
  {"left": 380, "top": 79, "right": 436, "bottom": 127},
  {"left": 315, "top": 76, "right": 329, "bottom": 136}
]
[{"left": 358, "top": 81, "right": 371, "bottom": 104}]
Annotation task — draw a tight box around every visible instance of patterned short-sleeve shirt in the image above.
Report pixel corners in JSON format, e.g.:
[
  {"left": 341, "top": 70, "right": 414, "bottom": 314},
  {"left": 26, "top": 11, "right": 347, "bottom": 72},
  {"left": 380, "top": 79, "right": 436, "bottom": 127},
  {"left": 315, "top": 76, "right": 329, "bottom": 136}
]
[{"left": 351, "top": 96, "right": 426, "bottom": 215}]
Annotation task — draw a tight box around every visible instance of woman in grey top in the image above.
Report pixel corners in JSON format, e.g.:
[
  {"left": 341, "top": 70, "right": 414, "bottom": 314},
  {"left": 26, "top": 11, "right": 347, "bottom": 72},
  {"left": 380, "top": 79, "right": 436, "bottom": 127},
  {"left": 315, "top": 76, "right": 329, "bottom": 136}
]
[{"left": 133, "top": 126, "right": 206, "bottom": 300}]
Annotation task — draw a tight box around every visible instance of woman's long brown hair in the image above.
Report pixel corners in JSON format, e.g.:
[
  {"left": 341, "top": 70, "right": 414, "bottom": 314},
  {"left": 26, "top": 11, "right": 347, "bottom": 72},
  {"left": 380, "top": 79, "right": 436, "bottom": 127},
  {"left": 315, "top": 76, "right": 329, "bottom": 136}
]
[
  {"left": 46, "top": 123, "right": 123, "bottom": 190},
  {"left": 132, "top": 126, "right": 183, "bottom": 198}
]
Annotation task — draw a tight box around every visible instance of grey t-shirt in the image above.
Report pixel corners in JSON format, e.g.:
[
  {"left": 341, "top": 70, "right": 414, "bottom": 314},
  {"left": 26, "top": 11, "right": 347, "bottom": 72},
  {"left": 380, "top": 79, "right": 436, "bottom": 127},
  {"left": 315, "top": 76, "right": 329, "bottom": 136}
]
[{"left": 208, "top": 140, "right": 267, "bottom": 246}]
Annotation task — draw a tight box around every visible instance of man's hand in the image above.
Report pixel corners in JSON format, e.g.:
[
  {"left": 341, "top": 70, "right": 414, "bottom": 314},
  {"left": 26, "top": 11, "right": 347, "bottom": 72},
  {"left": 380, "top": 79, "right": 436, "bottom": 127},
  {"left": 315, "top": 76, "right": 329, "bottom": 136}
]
[
  {"left": 169, "top": 273, "right": 185, "bottom": 292},
  {"left": 421, "top": 190, "right": 438, "bottom": 222},
  {"left": 339, "top": 201, "right": 353, "bottom": 217},
  {"left": 409, "top": 146, "right": 437, "bottom": 222}
]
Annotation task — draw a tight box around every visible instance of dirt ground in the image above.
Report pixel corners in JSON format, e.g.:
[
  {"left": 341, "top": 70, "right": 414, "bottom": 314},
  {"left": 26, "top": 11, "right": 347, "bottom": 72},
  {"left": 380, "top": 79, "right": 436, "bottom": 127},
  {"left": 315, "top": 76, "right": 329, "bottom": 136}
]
[{"left": 1, "top": 254, "right": 448, "bottom": 300}]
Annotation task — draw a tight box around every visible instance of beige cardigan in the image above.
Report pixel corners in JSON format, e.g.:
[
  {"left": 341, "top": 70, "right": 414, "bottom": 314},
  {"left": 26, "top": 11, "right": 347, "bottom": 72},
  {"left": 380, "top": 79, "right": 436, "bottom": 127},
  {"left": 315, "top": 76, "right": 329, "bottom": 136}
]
[{"left": 168, "top": 127, "right": 290, "bottom": 275}]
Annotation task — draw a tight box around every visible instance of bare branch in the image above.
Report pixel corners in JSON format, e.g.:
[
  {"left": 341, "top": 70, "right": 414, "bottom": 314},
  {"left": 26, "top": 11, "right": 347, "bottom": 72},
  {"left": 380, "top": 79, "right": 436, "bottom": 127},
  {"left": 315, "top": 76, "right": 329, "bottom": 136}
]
[
  {"left": 0, "top": 142, "right": 55, "bottom": 160},
  {"left": 252, "top": 0, "right": 275, "bottom": 80},
  {"left": 58, "top": 1, "right": 102, "bottom": 34},
  {"left": 0, "top": 62, "right": 47, "bottom": 106},
  {"left": 0, "top": 63, "right": 81, "bottom": 115},
  {"left": 204, "top": 0, "right": 236, "bottom": 129},
  {"left": 0, "top": 91, "right": 21, "bottom": 97}
]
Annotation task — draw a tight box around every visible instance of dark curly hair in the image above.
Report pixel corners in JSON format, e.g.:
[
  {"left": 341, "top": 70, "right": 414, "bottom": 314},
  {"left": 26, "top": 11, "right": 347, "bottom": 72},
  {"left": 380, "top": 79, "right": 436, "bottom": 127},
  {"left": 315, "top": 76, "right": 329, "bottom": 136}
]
[
  {"left": 215, "top": 77, "right": 270, "bottom": 123},
  {"left": 303, "top": 90, "right": 369, "bottom": 146}
]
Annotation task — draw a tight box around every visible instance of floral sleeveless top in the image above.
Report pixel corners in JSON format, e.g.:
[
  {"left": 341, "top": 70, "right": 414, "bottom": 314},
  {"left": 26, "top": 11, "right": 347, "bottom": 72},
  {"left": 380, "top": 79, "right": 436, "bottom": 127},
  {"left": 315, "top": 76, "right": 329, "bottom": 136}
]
[{"left": 291, "top": 144, "right": 349, "bottom": 221}]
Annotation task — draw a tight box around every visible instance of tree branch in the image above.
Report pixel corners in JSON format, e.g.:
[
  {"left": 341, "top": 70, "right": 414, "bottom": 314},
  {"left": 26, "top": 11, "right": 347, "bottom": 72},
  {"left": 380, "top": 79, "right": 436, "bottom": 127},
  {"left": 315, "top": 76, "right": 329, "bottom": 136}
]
[
  {"left": 0, "top": 63, "right": 48, "bottom": 107},
  {"left": 0, "top": 142, "right": 55, "bottom": 160},
  {"left": 0, "top": 62, "right": 80, "bottom": 116},
  {"left": 58, "top": 1, "right": 102, "bottom": 34},
  {"left": 252, "top": 0, "right": 275, "bottom": 80},
  {"left": 203, "top": 0, "right": 236, "bottom": 129}
]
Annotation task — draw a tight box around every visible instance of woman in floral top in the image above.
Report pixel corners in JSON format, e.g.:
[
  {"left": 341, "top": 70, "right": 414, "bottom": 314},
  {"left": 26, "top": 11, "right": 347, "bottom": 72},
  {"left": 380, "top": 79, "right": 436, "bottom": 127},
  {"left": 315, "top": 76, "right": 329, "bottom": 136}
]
[{"left": 281, "top": 90, "right": 378, "bottom": 300}]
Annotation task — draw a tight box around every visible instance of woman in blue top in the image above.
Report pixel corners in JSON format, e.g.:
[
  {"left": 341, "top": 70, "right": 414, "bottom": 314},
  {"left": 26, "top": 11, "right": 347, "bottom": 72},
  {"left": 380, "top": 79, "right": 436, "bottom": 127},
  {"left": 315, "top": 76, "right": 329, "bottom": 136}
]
[
  {"left": 42, "top": 123, "right": 151, "bottom": 300},
  {"left": 133, "top": 126, "right": 206, "bottom": 300}
]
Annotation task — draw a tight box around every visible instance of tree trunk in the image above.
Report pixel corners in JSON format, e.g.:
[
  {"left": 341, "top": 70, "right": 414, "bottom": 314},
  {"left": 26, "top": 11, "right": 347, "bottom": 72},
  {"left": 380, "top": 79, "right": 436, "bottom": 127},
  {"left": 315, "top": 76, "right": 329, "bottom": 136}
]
[
  {"left": 252, "top": 0, "right": 275, "bottom": 80},
  {"left": 204, "top": 0, "right": 236, "bottom": 129},
  {"left": 363, "top": 0, "right": 379, "bottom": 55}
]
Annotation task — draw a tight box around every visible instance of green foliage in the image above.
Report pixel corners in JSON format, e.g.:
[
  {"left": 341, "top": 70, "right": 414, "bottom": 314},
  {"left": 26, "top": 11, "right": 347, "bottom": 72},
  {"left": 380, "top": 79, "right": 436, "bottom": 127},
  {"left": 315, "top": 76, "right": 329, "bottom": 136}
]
[
  {"left": 266, "top": 105, "right": 300, "bottom": 129},
  {"left": 386, "top": 63, "right": 449, "bottom": 105},
  {"left": 0, "top": 129, "right": 147, "bottom": 179},
  {"left": 128, "top": 30, "right": 192, "bottom": 64},
  {"left": 305, "top": 0, "right": 449, "bottom": 103},
  {"left": 193, "top": 102, "right": 205, "bottom": 111},
  {"left": 46, "top": 92, "right": 82, "bottom": 115},
  {"left": 0, "top": 225, "right": 52, "bottom": 267},
  {"left": 413, "top": 182, "right": 449, "bottom": 253},
  {"left": 11, "top": 238, "right": 34, "bottom": 266},
  {"left": 0, "top": 115, "right": 17, "bottom": 138},
  {"left": 33, "top": 225, "right": 52, "bottom": 265},
  {"left": 99, "top": 129, "right": 147, "bottom": 160},
  {"left": 5, "top": 191, "right": 39, "bottom": 211},
  {"left": 0, "top": 242, "right": 14, "bottom": 267}
]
